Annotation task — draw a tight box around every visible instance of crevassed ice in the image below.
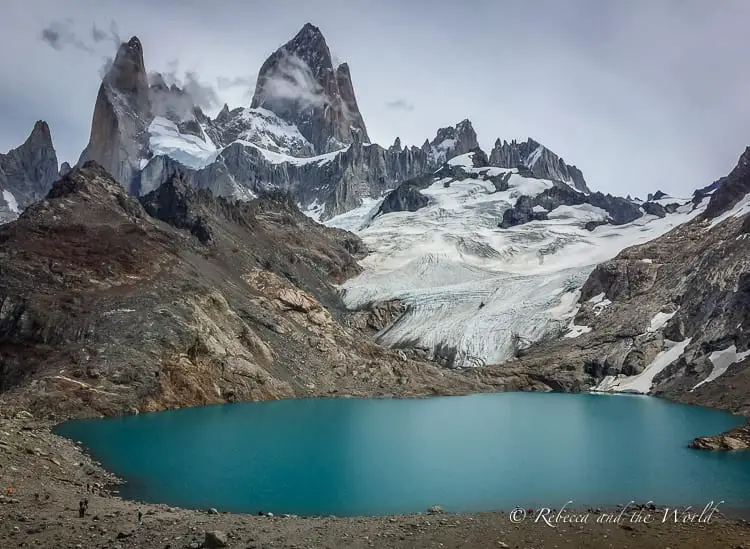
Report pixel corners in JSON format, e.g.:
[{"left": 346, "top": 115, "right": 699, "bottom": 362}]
[{"left": 327, "top": 169, "right": 707, "bottom": 367}]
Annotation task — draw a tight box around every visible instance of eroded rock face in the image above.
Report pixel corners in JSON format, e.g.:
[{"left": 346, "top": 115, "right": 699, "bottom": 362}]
[
  {"left": 250, "top": 23, "right": 370, "bottom": 154},
  {"left": 77, "top": 37, "right": 152, "bottom": 193}
]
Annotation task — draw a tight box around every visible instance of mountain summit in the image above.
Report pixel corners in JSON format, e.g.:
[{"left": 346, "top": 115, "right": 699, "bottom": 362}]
[
  {"left": 78, "top": 36, "right": 151, "bottom": 193},
  {"left": 250, "top": 23, "right": 370, "bottom": 153}
]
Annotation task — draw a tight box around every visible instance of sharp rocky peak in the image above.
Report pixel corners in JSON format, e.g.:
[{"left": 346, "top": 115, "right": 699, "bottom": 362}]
[
  {"left": 250, "top": 23, "right": 369, "bottom": 154},
  {"left": 489, "top": 137, "right": 589, "bottom": 193},
  {"left": 426, "top": 119, "right": 480, "bottom": 164},
  {"left": 78, "top": 35, "right": 153, "bottom": 193},
  {"left": 0, "top": 120, "right": 59, "bottom": 223}
]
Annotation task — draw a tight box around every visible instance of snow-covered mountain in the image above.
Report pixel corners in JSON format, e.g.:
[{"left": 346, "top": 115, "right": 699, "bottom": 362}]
[
  {"left": 71, "top": 24, "right": 600, "bottom": 221},
  {"left": 325, "top": 151, "right": 704, "bottom": 367}
]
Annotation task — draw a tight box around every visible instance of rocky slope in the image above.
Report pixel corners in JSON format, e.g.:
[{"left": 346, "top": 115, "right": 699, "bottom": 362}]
[
  {"left": 0, "top": 162, "right": 494, "bottom": 419},
  {"left": 0, "top": 121, "right": 58, "bottom": 223}
]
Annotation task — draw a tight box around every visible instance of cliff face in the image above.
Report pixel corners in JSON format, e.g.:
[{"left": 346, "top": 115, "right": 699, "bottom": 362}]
[
  {"left": 250, "top": 23, "right": 370, "bottom": 154},
  {"left": 77, "top": 37, "right": 152, "bottom": 193},
  {"left": 0, "top": 121, "right": 58, "bottom": 223}
]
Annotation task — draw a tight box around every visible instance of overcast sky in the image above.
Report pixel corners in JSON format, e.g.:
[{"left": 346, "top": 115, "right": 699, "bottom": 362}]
[{"left": 2, "top": 0, "right": 749, "bottom": 197}]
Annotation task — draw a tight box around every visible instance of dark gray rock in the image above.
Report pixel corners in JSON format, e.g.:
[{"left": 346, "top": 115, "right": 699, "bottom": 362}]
[
  {"left": 426, "top": 119, "right": 479, "bottom": 164},
  {"left": 586, "top": 193, "right": 643, "bottom": 225},
  {"left": 250, "top": 23, "right": 369, "bottom": 154},
  {"left": 499, "top": 195, "right": 547, "bottom": 228},
  {"left": 702, "top": 147, "right": 750, "bottom": 220},
  {"left": 489, "top": 138, "right": 590, "bottom": 193},
  {"left": 0, "top": 121, "right": 59, "bottom": 223},
  {"left": 641, "top": 201, "right": 667, "bottom": 218}
]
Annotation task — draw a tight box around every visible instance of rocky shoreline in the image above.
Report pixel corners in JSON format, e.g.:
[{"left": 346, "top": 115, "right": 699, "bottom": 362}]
[{"left": 689, "top": 422, "right": 750, "bottom": 450}]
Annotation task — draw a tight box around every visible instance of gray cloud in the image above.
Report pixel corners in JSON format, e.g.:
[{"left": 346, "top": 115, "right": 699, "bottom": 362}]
[
  {"left": 386, "top": 99, "right": 414, "bottom": 112},
  {"left": 40, "top": 21, "right": 93, "bottom": 52},
  {"left": 258, "top": 53, "right": 328, "bottom": 108},
  {"left": 217, "top": 75, "right": 256, "bottom": 90},
  {"left": 92, "top": 21, "right": 121, "bottom": 46}
]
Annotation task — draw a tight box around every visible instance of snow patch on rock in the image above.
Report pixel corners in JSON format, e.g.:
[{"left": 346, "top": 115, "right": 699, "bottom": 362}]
[
  {"left": 594, "top": 338, "right": 692, "bottom": 394},
  {"left": 691, "top": 345, "right": 750, "bottom": 391}
]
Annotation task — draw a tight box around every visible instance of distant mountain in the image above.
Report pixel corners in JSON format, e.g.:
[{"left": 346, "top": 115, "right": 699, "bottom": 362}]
[
  {"left": 69, "top": 24, "right": 602, "bottom": 222},
  {"left": 0, "top": 121, "right": 58, "bottom": 223}
]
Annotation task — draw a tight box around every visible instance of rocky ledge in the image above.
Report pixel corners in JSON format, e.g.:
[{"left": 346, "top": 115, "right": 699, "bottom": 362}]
[{"left": 689, "top": 422, "right": 750, "bottom": 450}]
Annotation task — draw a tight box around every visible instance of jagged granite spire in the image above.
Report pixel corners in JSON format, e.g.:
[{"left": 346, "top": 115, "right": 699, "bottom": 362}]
[
  {"left": 250, "top": 23, "right": 370, "bottom": 154},
  {"left": 0, "top": 120, "right": 59, "bottom": 222},
  {"left": 78, "top": 36, "right": 153, "bottom": 193},
  {"left": 427, "top": 119, "right": 480, "bottom": 164},
  {"left": 489, "top": 137, "right": 590, "bottom": 193}
]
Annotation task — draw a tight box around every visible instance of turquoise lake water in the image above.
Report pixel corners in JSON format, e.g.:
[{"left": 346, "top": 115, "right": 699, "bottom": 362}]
[{"left": 55, "top": 393, "right": 750, "bottom": 516}]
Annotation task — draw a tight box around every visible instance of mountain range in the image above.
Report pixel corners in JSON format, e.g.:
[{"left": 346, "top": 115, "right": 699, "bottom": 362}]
[{"left": 1, "top": 23, "right": 750, "bottom": 437}]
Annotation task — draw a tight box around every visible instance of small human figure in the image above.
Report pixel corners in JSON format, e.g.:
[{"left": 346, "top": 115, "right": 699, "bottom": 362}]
[
  {"left": 83, "top": 498, "right": 89, "bottom": 512},
  {"left": 78, "top": 500, "right": 85, "bottom": 518},
  {"left": 86, "top": 483, "right": 90, "bottom": 493},
  {"left": 138, "top": 510, "right": 143, "bottom": 523}
]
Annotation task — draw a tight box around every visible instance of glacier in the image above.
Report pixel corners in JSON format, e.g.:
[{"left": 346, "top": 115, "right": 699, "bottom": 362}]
[{"left": 325, "top": 153, "right": 707, "bottom": 367}]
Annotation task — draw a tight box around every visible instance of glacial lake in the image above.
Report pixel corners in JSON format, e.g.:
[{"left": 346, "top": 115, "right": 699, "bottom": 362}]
[{"left": 55, "top": 393, "right": 750, "bottom": 516}]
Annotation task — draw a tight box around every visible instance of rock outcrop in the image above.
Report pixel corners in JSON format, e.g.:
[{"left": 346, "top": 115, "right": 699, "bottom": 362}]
[
  {"left": 250, "top": 23, "right": 370, "bottom": 154},
  {"left": 77, "top": 37, "right": 152, "bottom": 193},
  {"left": 0, "top": 121, "right": 58, "bottom": 223},
  {"left": 425, "top": 120, "right": 480, "bottom": 165},
  {"left": 689, "top": 422, "right": 750, "bottom": 450},
  {"left": 701, "top": 146, "right": 750, "bottom": 219},
  {"left": 489, "top": 138, "right": 590, "bottom": 193}
]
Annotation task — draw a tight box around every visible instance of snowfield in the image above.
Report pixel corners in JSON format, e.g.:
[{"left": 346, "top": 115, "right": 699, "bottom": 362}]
[{"left": 325, "top": 158, "right": 707, "bottom": 367}]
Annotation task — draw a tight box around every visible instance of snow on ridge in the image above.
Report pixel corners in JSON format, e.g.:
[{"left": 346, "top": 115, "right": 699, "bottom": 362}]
[
  {"left": 594, "top": 338, "right": 692, "bottom": 394},
  {"left": 708, "top": 191, "right": 750, "bottom": 229},
  {"left": 647, "top": 309, "right": 677, "bottom": 333},
  {"left": 148, "top": 116, "right": 220, "bottom": 170},
  {"left": 326, "top": 167, "right": 708, "bottom": 367},
  {"left": 691, "top": 345, "right": 750, "bottom": 391},
  {"left": 2, "top": 189, "right": 19, "bottom": 214},
  {"left": 526, "top": 144, "right": 545, "bottom": 169},
  {"left": 237, "top": 107, "right": 314, "bottom": 153}
]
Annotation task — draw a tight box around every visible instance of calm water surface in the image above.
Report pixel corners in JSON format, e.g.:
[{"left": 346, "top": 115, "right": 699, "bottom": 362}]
[{"left": 55, "top": 393, "right": 750, "bottom": 516}]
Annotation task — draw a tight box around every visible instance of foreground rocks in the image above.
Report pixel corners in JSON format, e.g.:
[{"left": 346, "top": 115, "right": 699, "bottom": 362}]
[{"left": 689, "top": 422, "right": 750, "bottom": 450}]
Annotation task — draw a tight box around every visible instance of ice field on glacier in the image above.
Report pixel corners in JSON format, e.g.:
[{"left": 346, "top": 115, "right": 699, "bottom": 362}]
[{"left": 324, "top": 153, "right": 706, "bottom": 367}]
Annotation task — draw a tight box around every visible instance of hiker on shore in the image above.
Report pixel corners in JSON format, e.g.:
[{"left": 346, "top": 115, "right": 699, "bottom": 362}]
[
  {"left": 138, "top": 510, "right": 143, "bottom": 523},
  {"left": 78, "top": 500, "right": 85, "bottom": 518}
]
